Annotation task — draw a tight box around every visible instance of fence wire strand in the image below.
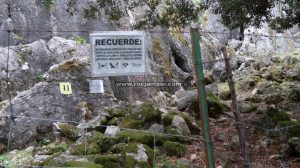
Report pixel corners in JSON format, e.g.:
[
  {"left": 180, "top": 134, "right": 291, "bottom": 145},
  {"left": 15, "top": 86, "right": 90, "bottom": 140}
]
[{"left": 1, "top": 4, "right": 300, "bottom": 168}]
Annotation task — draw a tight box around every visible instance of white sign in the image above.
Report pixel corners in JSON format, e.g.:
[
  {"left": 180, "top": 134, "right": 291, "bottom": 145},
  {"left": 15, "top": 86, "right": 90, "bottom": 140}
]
[
  {"left": 90, "top": 31, "right": 146, "bottom": 77},
  {"left": 89, "top": 80, "right": 104, "bottom": 93}
]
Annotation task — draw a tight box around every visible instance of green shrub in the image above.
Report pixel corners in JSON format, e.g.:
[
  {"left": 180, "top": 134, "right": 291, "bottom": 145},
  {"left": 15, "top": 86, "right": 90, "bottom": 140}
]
[
  {"left": 73, "top": 36, "right": 87, "bottom": 44},
  {"left": 42, "top": 0, "right": 54, "bottom": 10}
]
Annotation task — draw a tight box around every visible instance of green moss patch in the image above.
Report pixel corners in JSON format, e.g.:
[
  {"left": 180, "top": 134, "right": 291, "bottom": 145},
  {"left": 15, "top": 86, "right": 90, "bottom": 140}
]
[
  {"left": 108, "top": 143, "right": 153, "bottom": 168},
  {"left": 88, "top": 154, "right": 122, "bottom": 168},
  {"left": 162, "top": 111, "right": 201, "bottom": 135},
  {"left": 69, "top": 131, "right": 104, "bottom": 155},
  {"left": 105, "top": 108, "right": 127, "bottom": 118},
  {"left": 192, "top": 92, "right": 229, "bottom": 118},
  {"left": 254, "top": 106, "right": 294, "bottom": 138},
  {"left": 58, "top": 59, "right": 87, "bottom": 72},
  {"left": 238, "top": 101, "right": 258, "bottom": 113},
  {"left": 57, "top": 161, "right": 103, "bottom": 168},
  {"left": 36, "top": 143, "right": 68, "bottom": 155},
  {"left": 276, "top": 120, "right": 300, "bottom": 139},
  {"left": 54, "top": 123, "right": 81, "bottom": 140},
  {"left": 288, "top": 89, "right": 300, "bottom": 102},
  {"left": 163, "top": 141, "right": 187, "bottom": 157},
  {"left": 115, "top": 130, "right": 154, "bottom": 147},
  {"left": 0, "top": 149, "right": 33, "bottom": 168},
  {"left": 266, "top": 93, "right": 284, "bottom": 104},
  {"left": 120, "top": 102, "right": 161, "bottom": 129}
]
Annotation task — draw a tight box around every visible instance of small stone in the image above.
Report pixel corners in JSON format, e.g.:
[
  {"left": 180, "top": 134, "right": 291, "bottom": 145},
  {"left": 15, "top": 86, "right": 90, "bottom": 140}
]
[
  {"left": 190, "top": 154, "right": 197, "bottom": 161},
  {"left": 104, "top": 126, "right": 120, "bottom": 138},
  {"left": 21, "top": 62, "right": 29, "bottom": 71},
  {"left": 270, "top": 154, "right": 282, "bottom": 160},
  {"left": 217, "top": 116, "right": 227, "bottom": 122},
  {"left": 216, "top": 133, "right": 226, "bottom": 142},
  {"left": 259, "top": 138, "right": 273, "bottom": 148},
  {"left": 251, "top": 88, "right": 258, "bottom": 95},
  {"left": 230, "top": 135, "right": 240, "bottom": 150},
  {"left": 224, "top": 112, "right": 234, "bottom": 118}
]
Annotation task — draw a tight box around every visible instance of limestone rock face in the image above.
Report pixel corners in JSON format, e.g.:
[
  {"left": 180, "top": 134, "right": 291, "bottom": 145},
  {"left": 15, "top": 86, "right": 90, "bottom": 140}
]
[{"left": 0, "top": 81, "right": 122, "bottom": 149}]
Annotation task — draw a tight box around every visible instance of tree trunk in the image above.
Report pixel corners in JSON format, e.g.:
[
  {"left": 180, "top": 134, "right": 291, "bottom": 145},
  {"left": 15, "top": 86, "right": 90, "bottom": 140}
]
[{"left": 221, "top": 47, "right": 251, "bottom": 168}]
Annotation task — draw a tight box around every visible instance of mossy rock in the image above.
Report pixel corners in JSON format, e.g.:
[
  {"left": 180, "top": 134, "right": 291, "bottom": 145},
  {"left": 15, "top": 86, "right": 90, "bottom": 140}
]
[
  {"left": 162, "top": 112, "right": 176, "bottom": 126},
  {"left": 288, "top": 89, "right": 300, "bottom": 102},
  {"left": 180, "top": 113, "right": 201, "bottom": 135},
  {"left": 75, "top": 101, "right": 93, "bottom": 120},
  {"left": 265, "top": 67, "right": 284, "bottom": 83},
  {"left": 164, "top": 126, "right": 190, "bottom": 143},
  {"left": 69, "top": 131, "right": 104, "bottom": 155},
  {"left": 163, "top": 141, "right": 187, "bottom": 157},
  {"left": 105, "top": 108, "right": 127, "bottom": 118},
  {"left": 192, "top": 92, "right": 229, "bottom": 118},
  {"left": 124, "top": 156, "right": 152, "bottom": 168},
  {"left": 36, "top": 143, "right": 68, "bottom": 155},
  {"left": 57, "top": 59, "right": 87, "bottom": 73},
  {"left": 276, "top": 120, "right": 300, "bottom": 139},
  {"left": 238, "top": 101, "right": 258, "bottom": 113},
  {"left": 115, "top": 130, "right": 154, "bottom": 147},
  {"left": 120, "top": 117, "right": 144, "bottom": 129},
  {"left": 88, "top": 154, "right": 122, "bottom": 168},
  {"left": 0, "top": 149, "right": 33, "bottom": 167},
  {"left": 236, "top": 75, "right": 261, "bottom": 90},
  {"left": 101, "top": 136, "right": 119, "bottom": 153},
  {"left": 120, "top": 102, "right": 161, "bottom": 129},
  {"left": 100, "top": 116, "right": 109, "bottom": 125},
  {"left": 266, "top": 93, "right": 284, "bottom": 104},
  {"left": 266, "top": 106, "right": 290, "bottom": 122},
  {"left": 54, "top": 122, "right": 82, "bottom": 140},
  {"left": 204, "top": 70, "right": 214, "bottom": 85},
  {"left": 162, "top": 112, "right": 201, "bottom": 135},
  {"left": 57, "top": 161, "right": 103, "bottom": 168},
  {"left": 107, "top": 117, "right": 118, "bottom": 125},
  {"left": 115, "top": 130, "right": 190, "bottom": 148},
  {"left": 257, "top": 81, "right": 282, "bottom": 95},
  {"left": 35, "top": 152, "right": 62, "bottom": 166},
  {"left": 109, "top": 143, "right": 153, "bottom": 168},
  {"left": 254, "top": 106, "right": 291, "bottom": 135},
  {"left": 217, "top": 82, "right": 230, "bottom": 100}
]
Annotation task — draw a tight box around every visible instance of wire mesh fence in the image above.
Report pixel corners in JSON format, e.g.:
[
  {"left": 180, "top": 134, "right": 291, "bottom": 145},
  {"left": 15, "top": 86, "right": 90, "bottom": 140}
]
[{"left": 1, "top": 2, "right": 300, "bottom": 168}]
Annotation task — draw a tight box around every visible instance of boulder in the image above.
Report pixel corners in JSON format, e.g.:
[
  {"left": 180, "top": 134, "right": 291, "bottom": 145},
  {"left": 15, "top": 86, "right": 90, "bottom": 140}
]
[
  {"left": 171, "top": 115, "right": 191, "bottom": 136},
  {"left": 0, "top": 80, "right": 122, "bottom": 149},
  {"left": 148, "top": 124, "right": 165, "bottom": 133},
  {"left": 176, "top": 90, "right": 197, "bottom": 111},
  {"left": 162, "top": 111, "right": 201, "bottom": 135},
  {"left": 238, "top": 102, "right": 258, "bottom": 113},
  {"left": 192, "top": 92, "right": 229, "bottom": 118},
  {"left": 104, "top": 126, "right": 120, "bottom": 138},
  {"left": 217, "top": 82, "right": 230, "bottom": 100},
  {"left": 53, "top": 122, "right": 83, "bottom": 140}
]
